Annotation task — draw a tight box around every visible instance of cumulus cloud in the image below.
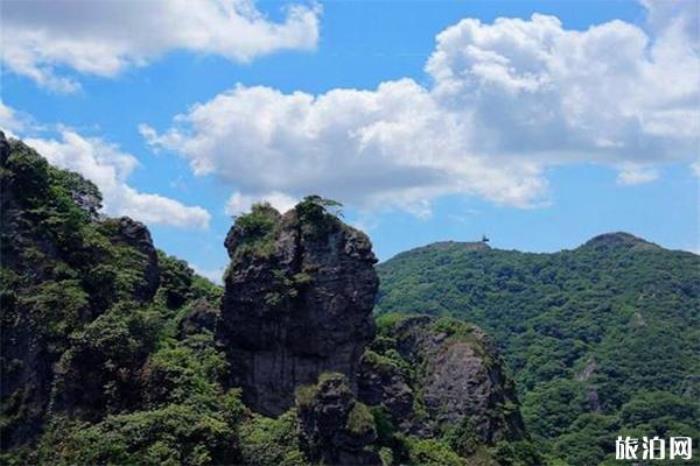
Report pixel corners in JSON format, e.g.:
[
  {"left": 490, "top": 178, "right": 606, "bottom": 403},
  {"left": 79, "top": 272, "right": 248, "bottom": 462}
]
[
  {"left": 144, "top": 1, "right": 699, "bottom": 214},
  {"left": 142, "top": 80, "right": 549, "bottom": 212},
  {"left": 22, "top": 130, "right": 211, "bottom": 229},
  {"left": 2, "top": 0, "right": 320, "bottom": 91},
  {"left": 425, "top": 10, "right": 698, "bottom": 161}
]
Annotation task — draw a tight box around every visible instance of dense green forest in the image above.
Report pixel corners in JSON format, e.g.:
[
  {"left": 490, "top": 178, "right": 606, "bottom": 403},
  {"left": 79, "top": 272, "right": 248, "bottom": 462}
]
[{"left": 376, "top": 238, "right": 700, "bottom": 464}]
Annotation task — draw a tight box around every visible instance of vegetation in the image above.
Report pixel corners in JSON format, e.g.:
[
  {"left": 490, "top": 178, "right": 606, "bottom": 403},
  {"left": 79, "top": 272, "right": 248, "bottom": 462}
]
[
  {"left": 4, "top": 135, "right": 694, "bottom": 465},
  {"left": 405, "top": 438, "right": 467, "bottom": 466},
  {"left": 36, "top": 402, "right": 240, "bottom": 466},
  {"left": 0, "top": 139, "right": 352, "bottom": 466},
  {"left": 157, "top": 251, "right": 206, "bottom": 309},
  {"left": 230, "top": 202, "right": 280, "bottom": 259},
  {"left": 376, "top": 237, "right": 700, "bottom": 464},
  {"left": 229, "top": 195, "right": 345, "bottom": 260},
  {"left": 239, "top": 411, "right": 306, "bottom": 466},
  {"left": 295, "top": 194, "right": 343, "bottom": 221},
  {"left": 346, "top": 402, "right": 376, "bottom": 436},
  {"left": 295, "top": 195, "right": 343, "bottom": 237},
  {"left": 0, "top": 137, "right": 237, "bottom": 465}
]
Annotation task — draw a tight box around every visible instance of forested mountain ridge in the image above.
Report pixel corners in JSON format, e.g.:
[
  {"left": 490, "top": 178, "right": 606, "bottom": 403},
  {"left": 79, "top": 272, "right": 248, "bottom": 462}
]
[{"left": 376, "top": 234, "right": 700, "bottom": 464}]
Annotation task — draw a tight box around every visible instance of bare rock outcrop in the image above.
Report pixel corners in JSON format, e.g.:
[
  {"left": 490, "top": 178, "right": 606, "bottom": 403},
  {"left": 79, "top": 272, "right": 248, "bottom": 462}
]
[
  {"left": 360, "top": 315, "right": 527, "bottom": 447},
  {"left": 218, "top": 198, "right": 378, "bottom": 416}
]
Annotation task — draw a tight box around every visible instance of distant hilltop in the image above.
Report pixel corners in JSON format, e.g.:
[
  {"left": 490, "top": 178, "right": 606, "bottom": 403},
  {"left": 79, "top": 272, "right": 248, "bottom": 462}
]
[
  {"left": 578, "top": 232, "right": 662, "bottom": 252},
  {"left": 409, "top": 240, "right": 491, "bottom": 254},
  {"left": 386, "top": 231, "right": 679, "bottom": 263}
]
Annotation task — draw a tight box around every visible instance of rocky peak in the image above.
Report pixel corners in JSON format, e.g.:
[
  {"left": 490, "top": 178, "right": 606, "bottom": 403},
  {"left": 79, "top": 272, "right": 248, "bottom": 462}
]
[
  {"left": 218, "top": 197, "right": 378, "bottom": 416},
  {"left": 108, "top": 216, "right": 156, "bottom": 253}
]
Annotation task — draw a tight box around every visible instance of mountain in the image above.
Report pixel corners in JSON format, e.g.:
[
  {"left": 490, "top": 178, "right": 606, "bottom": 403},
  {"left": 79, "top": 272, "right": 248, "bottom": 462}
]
[
  {"left": 376, "top": 235, "right": 700, "bottom": 464},
  {"left": 1, "top": 133, "right": 536, "bottom": 465}
]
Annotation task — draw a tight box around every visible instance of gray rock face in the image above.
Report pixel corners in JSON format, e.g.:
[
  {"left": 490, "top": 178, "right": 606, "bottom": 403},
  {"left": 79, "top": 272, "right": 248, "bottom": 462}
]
[
  {"left": 61, "top": 171, "right": 103, "bottom": 220},
  {"left": 360, "top": 315, "right": 527, "bottom": 445},
  {"left": 357, "top": 352, "right": 414, "bottom": 431},
  {"left": 218, "top": 202, "right": 378, "bottom": 416},
  {"left": 422, "top": 341, "right": 510, "bottom": 440},
  {"left": 394, "top": 316, "right": 526, "bottom": 443}
]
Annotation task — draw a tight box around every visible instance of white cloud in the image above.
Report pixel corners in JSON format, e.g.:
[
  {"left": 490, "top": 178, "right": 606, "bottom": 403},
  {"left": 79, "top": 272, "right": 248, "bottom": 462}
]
[
  {"left": 1, "top": 99, "right": 211, "bottom": 229},
  {"left": 0, "top": 102, "right": 28, "bottom": 138},
  {"left": 425, "top": 11, "right": 698, "bottom": 160},
  {"left": 143, "top": 2, "right": 698, "bottom": 215},
  {"left": 143, "top": 80, "right": 549, "bottom": 212},
  {"left": 225, "top": 190, "right": 297, "bottom": 215},
  {"left": 23, "top": 130, "right": 211, "bottom": 229},
  {"left": 616, "top": 164, "right": 659, "bottom": 186},
  {"left": 2, "top": 0, "right": 320, "bottom": 91}
]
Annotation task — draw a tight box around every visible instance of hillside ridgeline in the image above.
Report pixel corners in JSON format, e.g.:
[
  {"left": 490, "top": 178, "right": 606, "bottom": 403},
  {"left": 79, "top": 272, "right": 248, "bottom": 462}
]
[{"left": 377, "top": 233, "right": 700, "bottom": 464}]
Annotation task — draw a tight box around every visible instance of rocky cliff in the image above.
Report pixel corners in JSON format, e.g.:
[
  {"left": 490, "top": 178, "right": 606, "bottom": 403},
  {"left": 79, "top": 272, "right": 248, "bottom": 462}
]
[
  {"left": 218, "top": 198, "right": 378, "bottom": 416},
  {"left": 0, "top": 134, "right": 166, "bottom": 443},
  {"left": 359, "top": 314, "right": 531, "bottom": 463},
  {"left": 216, "top": 196, "right": 536, "bottom": 464}
]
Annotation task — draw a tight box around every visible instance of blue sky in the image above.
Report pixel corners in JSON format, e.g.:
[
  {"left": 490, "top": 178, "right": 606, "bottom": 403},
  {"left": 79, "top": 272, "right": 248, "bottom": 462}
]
[{"left": 2, "top": 0, "right": 698, "bottom": 281}]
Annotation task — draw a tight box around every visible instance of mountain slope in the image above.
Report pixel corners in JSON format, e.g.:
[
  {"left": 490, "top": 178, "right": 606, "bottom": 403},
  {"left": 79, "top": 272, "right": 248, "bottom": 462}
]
[
  {"left": 0, "top": 132, "right": 231, "bottom": 464},
  {"left": 376, "top": 236, "right": 700, "bottom": 464}
]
